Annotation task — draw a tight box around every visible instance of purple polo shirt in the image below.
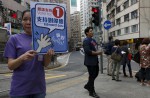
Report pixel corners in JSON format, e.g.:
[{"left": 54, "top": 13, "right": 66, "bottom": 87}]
[{"left": 3, "top": 33, "right": 46, "bottom": 96}]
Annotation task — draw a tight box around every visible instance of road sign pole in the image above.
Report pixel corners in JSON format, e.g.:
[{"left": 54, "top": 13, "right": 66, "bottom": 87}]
[{"left": 98, "top": 0, "right": 103, "bottom": 74}]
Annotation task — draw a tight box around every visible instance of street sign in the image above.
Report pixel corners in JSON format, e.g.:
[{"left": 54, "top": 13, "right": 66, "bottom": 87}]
[
  {"left": 4, "top": 23, "right": 11, "bottom": 35},
  {"left": 103, "top": 20, "right": 111, "bottom": 30}
]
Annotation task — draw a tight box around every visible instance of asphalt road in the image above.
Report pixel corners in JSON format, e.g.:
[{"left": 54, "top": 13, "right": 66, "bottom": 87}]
[{"left": 0, "top": 50, "right": 140, "bottom": 98}]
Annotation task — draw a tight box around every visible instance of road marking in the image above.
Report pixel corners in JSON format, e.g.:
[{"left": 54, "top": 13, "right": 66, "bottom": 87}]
[
  {"left": 45, "top": 73, "right": 53, "bottom": 75},
  {"left": 4, "top": 73, "right": 12, "bottom": 77},
  {"left": 3, "top": 73, "right": 66, "bottom": 80},
  {"left": 45, "top": 75, "right": 66, "bottom": 79},
  {"left": 46, "top": 74, "right": 88, "bottom": 93}
]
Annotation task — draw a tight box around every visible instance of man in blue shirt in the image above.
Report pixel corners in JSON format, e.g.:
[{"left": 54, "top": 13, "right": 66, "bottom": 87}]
[
  {"left": 83, "top": 27, "right": 102, "bottom": 98},
  {"left": 104, "top": 36, "right": 113, "bottom": 76}
]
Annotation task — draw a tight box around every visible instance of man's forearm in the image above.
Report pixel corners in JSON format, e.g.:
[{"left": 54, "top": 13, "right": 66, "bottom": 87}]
[{"left": 92, "top": 51, "right": 102, "bottom": 55}]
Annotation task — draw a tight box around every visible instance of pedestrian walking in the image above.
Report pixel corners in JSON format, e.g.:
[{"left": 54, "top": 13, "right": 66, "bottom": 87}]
[
  {"left": 104, "top": 36, "right": 113, "bottom": 76},
  {"left": 139, "top": 38, "right": 150, "bottom": 86},
  {"left": 111, "top": 39, "right": 122, "bottom": 81},
  {"left": 3, "top": 10, "right": 54, "bottom": 98},
  {"left": 83, "top": 27, "right": 102, "bottom": 98}
]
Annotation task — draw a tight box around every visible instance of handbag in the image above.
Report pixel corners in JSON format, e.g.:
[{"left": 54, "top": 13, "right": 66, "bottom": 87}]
[
  {"left": 111, "top": 47, "right": 122, "bottom": 62},
  {"left": 133, "top": 51, "right": 140, "bottom": 64}
]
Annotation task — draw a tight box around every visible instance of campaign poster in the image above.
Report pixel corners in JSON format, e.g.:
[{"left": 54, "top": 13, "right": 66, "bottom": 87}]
[
  {"left": 30, "top": 1, "right": 68, "bottom": 54},
  {"left": 4, "top": 23, "right": 11, "bottom": 35}
]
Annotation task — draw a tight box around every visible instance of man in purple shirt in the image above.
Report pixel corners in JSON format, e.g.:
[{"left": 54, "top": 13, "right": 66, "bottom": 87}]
[{"left": 4, "top": 10, "right": 54, "bottom": 98}]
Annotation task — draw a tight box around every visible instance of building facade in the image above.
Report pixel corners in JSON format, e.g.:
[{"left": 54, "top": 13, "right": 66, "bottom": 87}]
[
  {"left": 0, "top": 0, "right": 31, "bottom": 33},
  {"left": 106, "top": 0, "right": 150, "bottom": 44},
  {"left": 80, "top": 0, "right": 99, "bottom": 42},
  {"left": 70, "top": 11, "right": 81, "bottom": 49}
]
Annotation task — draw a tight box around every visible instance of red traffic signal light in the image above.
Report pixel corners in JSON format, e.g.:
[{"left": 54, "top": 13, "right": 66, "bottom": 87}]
[
  {"left": 92, "top": 8, "right": 98, "bottom": 13},
  {"left": 92, "top": 7, "right": 99, "bottom": 26}
]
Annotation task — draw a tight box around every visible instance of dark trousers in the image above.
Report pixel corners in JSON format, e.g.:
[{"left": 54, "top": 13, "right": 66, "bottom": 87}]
[
  {"left": 141, "top": 68, "right": 150, "bottom": 81},
  {"left": 123, "top": 60, "right": 132, "bottom": 76},
  {"left": 85, "top": 65, "right": 99, "bottom": 92}
]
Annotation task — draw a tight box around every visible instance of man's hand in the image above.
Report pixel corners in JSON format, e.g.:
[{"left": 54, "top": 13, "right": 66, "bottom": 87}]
[{"left": 92, "top": 51, "right": 103, "bottom": 55}]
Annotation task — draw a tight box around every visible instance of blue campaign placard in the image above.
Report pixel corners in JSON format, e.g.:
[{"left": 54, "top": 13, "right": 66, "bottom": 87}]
[{"left": 30, "top": 1, "right": 68, "bottom": 54}]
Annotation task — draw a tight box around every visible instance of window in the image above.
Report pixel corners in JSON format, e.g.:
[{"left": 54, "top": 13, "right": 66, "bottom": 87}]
[
  {"left": 124, "top": 27, "right": 130, "bottom": 33},
  {"left": 132, "top": 24, "right": 138, "bottom": 32},
  {"left": 124, "top": 14, "right": 129, "bottom": 22},
  {"left": 131, "top": 10, "right": 138, "bottom": 19},
  {"left": 110, "top": 32, "right": 113, "bottom": 36},
  {"left": 116, "top": 18, "right": 121, "bottom": 25},
  {"left": 14, "top": 0, "right": 21, "bottom": 4},
  {"left": 112, "top": 31, "right": 115, "bottom": 36},
  {"left": 116, "top": 6, "right": 121, "bottom": 14},
  {"left": 117, "top": 29, "right": 121, "bottom": 35},
  {"left": 112, "top": 20, "right": 115, "bottom": 27},
  {"left": 123, "top": 0, "right": 129, "bottom": 9},
  {"left": 131, "top": 0, "right": 137, "bottom": 5}
]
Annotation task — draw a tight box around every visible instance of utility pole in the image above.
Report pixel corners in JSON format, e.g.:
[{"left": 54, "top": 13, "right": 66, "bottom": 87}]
[{"left": 98, "top": 0, "right": 103, "bottom": 74}]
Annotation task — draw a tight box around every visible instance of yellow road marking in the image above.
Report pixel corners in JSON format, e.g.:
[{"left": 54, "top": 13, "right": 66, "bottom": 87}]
[
  {"left": 46, "top": 75, "right": 87, "bottom": 93},
  {"left": 3, "top": 73, "right": 66, "bottom": 80},
  {"left": 45, "top": 73, "right": 53, "bottom": 75},
  {"left": 45, "top": 75, "right": 66, "bottom": 79},
  {"left": 4, "top": 73, "right": 12, "bottom": 77}
]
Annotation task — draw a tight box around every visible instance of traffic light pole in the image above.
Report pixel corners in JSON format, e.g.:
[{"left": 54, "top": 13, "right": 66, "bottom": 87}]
[{"left": 98, "top": 0, "right": 103, "bottom": 74}]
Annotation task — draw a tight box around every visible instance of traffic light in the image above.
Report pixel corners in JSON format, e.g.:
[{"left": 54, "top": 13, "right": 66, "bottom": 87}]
[{"left": 92, "top": 7, "right": 99, "bottom": 26}]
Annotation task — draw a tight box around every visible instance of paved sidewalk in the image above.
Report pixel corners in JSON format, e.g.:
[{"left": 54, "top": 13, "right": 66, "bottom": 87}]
[
  {"left": 48, "top": 70, "right": 150, "bottom": 98},
  {"left": 0, "top": 63, "right": 12, "bottom": 74},
  {"left": 0, "top": 53, "right": 70, "bottom": 74}
]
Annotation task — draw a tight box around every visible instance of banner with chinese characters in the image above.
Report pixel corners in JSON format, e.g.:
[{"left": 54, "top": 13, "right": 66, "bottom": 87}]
[{"left": 30, "top": 1, "right": 68, "bottom": 54}]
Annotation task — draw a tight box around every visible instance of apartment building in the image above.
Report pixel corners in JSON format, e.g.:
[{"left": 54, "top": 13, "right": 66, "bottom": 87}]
[
  {"left": 80, "top": 0, "right": 99, "bottom": 41},
  {"left": 0, "top": 0, "right": 30, "bottom": 33},
  {"left": 70, "top": 11, "right": 81, "bottom": 49},
  {"left": 106, "top": 0, "right": 150, "bottom": 43}
]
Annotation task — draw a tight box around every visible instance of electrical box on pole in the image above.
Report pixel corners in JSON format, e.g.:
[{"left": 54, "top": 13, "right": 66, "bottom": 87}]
[{"left": 91, "top": 7, "right": 99, "bottom": 26}]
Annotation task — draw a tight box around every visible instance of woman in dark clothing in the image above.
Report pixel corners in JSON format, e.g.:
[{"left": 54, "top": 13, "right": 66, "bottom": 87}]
[
  {"left": 121, "top": 41, "right": 132, "bottom": 77},
  {"left": 111, "top": 39, "right": 122, "bottom": 81}
]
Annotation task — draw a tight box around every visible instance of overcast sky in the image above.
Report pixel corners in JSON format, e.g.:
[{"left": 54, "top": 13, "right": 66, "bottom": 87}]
[{"left": 77, "top": 0, "right": 80, "bottom": 11}]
